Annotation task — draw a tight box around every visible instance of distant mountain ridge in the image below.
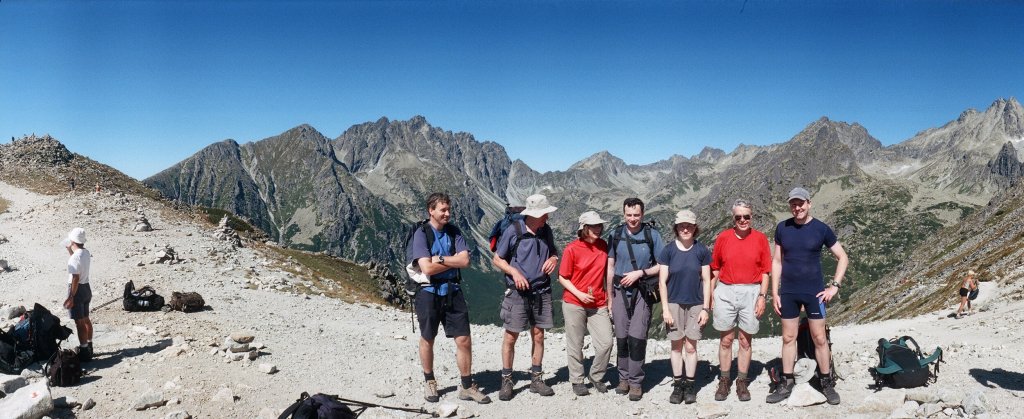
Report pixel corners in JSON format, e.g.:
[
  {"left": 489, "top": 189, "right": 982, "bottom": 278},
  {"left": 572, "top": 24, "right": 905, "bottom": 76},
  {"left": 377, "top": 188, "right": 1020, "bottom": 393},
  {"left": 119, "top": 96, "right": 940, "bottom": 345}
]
[{"left": 144, "top": 97, "right": 1024, "bottom": 323}]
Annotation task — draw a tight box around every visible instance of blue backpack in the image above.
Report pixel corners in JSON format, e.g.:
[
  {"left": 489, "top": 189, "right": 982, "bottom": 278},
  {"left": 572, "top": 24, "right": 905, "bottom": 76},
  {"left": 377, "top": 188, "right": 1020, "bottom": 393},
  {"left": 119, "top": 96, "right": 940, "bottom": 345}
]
[{"left": 488, "top": 206, "right": 525, "bottom": 252}]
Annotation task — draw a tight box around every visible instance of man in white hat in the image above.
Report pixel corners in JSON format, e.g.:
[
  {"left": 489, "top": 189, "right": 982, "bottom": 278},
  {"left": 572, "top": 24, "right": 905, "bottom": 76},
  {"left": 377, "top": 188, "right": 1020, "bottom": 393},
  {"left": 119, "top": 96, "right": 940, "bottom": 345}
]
[
  {"left": 492, "top": 193, "right": 559, "bottom": 401},
  {"left": 767, "top": 187, "right": 849, "bottom": 405},
  {"left": 62, "top": 227, "right": 93, "bottom": 360}
]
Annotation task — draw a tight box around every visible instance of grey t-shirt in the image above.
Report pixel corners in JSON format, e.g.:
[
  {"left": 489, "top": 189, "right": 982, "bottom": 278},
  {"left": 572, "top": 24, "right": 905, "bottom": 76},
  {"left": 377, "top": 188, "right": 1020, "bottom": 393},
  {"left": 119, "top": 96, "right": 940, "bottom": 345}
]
[
  {"left": 608, "top": 225, "right": 666, "bottom": 278},
  {"left": 495, "top": 219, "right": 558, "bottom": 290}
]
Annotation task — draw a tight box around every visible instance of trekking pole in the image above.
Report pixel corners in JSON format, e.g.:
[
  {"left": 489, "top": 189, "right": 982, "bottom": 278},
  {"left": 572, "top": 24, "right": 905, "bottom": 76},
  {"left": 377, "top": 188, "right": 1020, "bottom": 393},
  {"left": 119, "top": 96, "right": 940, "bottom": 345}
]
[
  {"left": 334, "top": 397, "right": 436, "bottom": 417},
  {"left": 92, "top": 296, "right": 124, "bottom": 311}
]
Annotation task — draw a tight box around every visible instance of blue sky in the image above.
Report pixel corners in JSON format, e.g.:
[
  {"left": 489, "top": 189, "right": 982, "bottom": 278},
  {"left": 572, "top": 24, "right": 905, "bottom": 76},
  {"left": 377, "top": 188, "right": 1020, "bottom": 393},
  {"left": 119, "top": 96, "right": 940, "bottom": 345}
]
[{"left": 2, "top": 0, "right": 1023, "bottom": 180}]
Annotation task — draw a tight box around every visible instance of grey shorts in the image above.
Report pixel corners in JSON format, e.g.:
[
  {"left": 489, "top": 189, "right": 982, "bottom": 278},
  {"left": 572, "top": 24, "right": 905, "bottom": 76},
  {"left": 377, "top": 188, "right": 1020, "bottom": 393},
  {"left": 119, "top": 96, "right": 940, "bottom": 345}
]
[
  {"left": 712, "top": 283, "right": 760, "bottom": 334},
  {"left": 500, "top": 289, "right": 553, "bottom": 333},
  {"left": 68, "top": 283, "right": 92, "bottom": 320},
  {"left": 665, "top": 303, "right": 703, "bottom": 341}
]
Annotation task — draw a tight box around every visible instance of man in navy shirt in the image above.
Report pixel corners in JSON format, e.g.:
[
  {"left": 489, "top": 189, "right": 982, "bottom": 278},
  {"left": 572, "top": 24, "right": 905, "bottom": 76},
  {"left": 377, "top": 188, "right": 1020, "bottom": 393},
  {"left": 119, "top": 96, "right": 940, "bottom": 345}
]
[
  {"left": 407, "top": 193, "right": 490, "bottom": 404},
  {"left": 767, "top": 187, "right": 849, "bottom": 405}
]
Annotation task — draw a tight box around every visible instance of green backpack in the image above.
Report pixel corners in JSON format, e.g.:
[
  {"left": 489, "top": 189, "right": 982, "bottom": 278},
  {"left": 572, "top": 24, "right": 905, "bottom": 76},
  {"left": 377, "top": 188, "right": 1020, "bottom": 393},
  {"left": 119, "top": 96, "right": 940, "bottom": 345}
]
[{"left": 869, "top": 336, "right": 943, "bottom": 389}]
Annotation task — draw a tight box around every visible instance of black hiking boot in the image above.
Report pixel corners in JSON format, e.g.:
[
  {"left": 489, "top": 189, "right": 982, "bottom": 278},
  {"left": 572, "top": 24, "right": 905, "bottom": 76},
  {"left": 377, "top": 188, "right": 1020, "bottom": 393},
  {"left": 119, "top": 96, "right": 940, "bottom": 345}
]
[
  {"left": 684, "top": 380, "right": 697, "bottom": 404},
  {"left": 669, "top": 380, "right": 684, "bottom": 404},
  {"left": 820, "top": 374, "right": 840, "bottom": 405},
  {"left": 766, "top": 378, "right": 794, "bottom": 404}
]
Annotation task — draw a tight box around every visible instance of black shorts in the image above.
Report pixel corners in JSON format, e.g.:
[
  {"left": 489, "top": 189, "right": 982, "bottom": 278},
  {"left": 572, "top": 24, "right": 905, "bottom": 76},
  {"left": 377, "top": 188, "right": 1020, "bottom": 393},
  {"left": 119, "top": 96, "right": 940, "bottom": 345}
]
[
  {"left": 414, "top": 287, "right": 471, "bottom": 340},
  {"left": 779, "top": 293, "right": 825, "bottom": 320},
  {"left": 68, "top": 283, "right": 92, "bottom": 320},
  {"left": 959, "top": 287, "right": 969, "bottom": 297}
]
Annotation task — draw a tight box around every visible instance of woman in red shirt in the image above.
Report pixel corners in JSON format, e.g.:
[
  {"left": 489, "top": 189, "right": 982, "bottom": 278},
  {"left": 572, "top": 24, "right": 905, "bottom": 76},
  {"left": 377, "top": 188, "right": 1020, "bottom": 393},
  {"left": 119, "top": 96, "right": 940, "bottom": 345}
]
[{"left": 558, "top": 210, "right": 613, "bottom": 396}]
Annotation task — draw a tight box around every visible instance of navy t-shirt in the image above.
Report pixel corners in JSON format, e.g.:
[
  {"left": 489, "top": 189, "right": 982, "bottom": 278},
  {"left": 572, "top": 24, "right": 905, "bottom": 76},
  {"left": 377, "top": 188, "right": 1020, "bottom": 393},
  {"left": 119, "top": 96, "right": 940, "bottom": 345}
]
[
  {"left": 407, "top": 224, "right": 469, "bottom": 295},
  {"left": 657, "top": 241, "right": 711, "bottom": 305},
  {"left": 495, "top": 219, "right": 559, "bottom": 290},
  {"left": 774, "top": 218, "right": 838, "bottom": 295}
]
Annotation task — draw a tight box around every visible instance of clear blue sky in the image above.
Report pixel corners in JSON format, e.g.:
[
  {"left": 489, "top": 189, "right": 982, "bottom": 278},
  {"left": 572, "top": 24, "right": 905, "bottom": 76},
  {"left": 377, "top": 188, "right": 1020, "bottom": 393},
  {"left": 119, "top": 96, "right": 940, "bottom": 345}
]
[{"left": 2, "top": 0, "right": 1023, "bottom": 180}]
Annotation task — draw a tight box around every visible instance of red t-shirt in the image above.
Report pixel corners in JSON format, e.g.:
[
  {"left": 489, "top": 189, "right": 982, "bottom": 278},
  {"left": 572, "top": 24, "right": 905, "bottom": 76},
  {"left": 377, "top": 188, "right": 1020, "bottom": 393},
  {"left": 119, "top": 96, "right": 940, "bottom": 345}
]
[
  {"left": 710, "top": 228, "right": 771, "bottom": 285},
  {"left": 559, "top": 238, "right": 609, "bottom": 309}
]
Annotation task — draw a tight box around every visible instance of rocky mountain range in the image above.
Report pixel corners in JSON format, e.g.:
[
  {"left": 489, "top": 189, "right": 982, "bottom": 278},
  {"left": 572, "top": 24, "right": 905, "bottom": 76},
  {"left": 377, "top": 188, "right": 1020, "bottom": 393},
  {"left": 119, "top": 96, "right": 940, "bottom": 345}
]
[{"left": 142, "top": 98, "right": 1024, "bottom": 325}]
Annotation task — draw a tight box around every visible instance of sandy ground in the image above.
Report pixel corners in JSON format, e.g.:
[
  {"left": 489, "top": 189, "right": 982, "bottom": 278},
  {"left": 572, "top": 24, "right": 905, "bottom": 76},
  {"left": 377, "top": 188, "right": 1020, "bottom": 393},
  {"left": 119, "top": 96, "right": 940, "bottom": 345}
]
[{"left": 1, "top": 181, "right": 1022, "bottom": 418}]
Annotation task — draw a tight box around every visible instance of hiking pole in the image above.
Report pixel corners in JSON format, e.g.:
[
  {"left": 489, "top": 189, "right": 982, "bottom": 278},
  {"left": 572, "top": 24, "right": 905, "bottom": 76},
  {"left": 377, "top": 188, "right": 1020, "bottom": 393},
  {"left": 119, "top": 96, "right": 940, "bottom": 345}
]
[
  {"left": 92, "top": 296, "right": 124, "bottom": 311},
  {"left": 334, "top": 397, "right": 436, "bottom": 417}
]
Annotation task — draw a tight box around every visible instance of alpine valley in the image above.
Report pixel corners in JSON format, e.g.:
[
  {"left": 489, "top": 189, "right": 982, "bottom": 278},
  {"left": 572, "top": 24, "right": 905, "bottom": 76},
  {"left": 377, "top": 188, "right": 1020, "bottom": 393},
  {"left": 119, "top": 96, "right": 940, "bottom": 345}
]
[{"left": 143, "top": 98, "right": 1024, "bottom": 332}]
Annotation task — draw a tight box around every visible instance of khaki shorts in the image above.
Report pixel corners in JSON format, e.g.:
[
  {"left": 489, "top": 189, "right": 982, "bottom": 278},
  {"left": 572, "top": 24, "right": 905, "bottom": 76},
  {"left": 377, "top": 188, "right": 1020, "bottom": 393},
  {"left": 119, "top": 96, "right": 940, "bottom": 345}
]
[
  {"left": 665, "top": 303, "right": 703, "bottom": 341},
  {"left": 712, "top": 283, "right": 760, "bottom": 334}
]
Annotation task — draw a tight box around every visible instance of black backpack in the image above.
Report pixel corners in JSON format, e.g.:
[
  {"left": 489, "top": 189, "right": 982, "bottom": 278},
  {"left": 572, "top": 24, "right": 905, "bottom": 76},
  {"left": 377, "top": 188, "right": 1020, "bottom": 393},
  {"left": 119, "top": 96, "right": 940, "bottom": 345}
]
[
  {"left": 767, "top": 317, "right": 840, "bottom": 392},
  {"left": 0, "top": 328, "right": 35, "bottom": 374},
  {"left": 277, "top": 392, "right": 429, "bottom": 419},
  {"left": 27, "top": 303, "right": 73, "bottom": 363},
  {"left": 123, "top": 280, "right": 166, "bottom": 311},
  {"left": 488, "top": 205, "right": 526, "bottom": 252},
  {"left": 45, "top": 346, "right": 82, "bottom": 387},
  {"left": 870, "top": 336, "right": 943, "bottom": 389},
  {"left": 402, "top": 220, "right": 461, "bottom": 296}
]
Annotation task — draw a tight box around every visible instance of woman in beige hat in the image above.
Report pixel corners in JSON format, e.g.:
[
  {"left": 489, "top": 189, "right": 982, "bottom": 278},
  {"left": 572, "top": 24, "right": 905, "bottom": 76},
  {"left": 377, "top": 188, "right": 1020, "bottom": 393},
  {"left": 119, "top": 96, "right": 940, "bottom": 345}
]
[
  {"left": 954, "top": 270, "right": 978, "bottom": 319},
  {"left": 557, "top": 210, "right": 614, "bottom": 396},
  {"left": 657, "top": 210, "right": 712, "bottom": 404}
]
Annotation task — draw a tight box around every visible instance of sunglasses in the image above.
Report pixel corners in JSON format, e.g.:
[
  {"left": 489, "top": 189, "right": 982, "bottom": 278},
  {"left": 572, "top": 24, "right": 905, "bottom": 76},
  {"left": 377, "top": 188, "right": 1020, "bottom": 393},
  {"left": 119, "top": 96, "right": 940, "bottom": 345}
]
[{"left": 734, "top": 214, "right": 752, "bottom": 221}]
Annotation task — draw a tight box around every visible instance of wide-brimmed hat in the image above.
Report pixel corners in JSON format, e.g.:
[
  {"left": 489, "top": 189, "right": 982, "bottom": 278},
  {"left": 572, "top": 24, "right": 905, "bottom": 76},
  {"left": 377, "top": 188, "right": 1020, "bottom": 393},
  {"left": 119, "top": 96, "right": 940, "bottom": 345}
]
[
  {"left": 577, "top": 210, "right": 608, "bottom": 231},
  {"left": 521, "top": 194, "right": 557, "bottom": 218},
  {"left": 788, "top": 187, "right": 811, "bottom": 202},
  {"left": 673, "top": 210, "right": 697, "bottom": 225},
  {"left": 61, "top": 227, "right": 86, "bottom": 247}
]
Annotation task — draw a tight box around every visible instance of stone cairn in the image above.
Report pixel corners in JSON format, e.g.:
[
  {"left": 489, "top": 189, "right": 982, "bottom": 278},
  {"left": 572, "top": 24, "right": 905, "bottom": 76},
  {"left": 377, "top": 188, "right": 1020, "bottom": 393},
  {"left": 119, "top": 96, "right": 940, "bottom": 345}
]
[
  {"left": 134, "top": 213, "right": 153, "bottom": 232},
  {"left": 213, "top": 331, "right": 277, "bottom": 374},
  {"left": 212, "top": 216, "right": 242, "bottom": 248},
  {"left": 153, "top": 245, "right": 182, "bottom": 265}
]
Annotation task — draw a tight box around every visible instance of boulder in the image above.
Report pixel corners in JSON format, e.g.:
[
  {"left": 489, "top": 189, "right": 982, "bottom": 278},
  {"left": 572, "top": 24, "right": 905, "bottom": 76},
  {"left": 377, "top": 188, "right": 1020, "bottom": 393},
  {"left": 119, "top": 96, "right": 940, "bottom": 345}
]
[
  {"left": 695, "top": 402, "right": 729, "bottom": 419},
  {"left": 888, "top": 400, "right": 919, "bottom": 418},
  {"left": 785, "top": 382, "right": 826, "bottom": 407},
  {"left": 212, "top": 387, "right": 237, "bottom": 403},
  {"left": 853, "top": 390, "right": 906, "bottom": 413},
  {"left": 229, "top": 343, "right": 250, "bottom": 353},
  {"left": 0, "top": 379, "right": 54, "bottom": 419},
  {"left": 83, "top": 398, "right": 96, "bottom": 410},
  {"left": 1, "top": 305, "right": 26, "bottom": 319},
  {"left": 0, "top": 373, "right": 28, "bottom": 394},
  {"left": 435, "top": 403, "right": 459, "bottom": 418},
  {"left": 906, "top": 389, "right": 941, "bottom": 404},
  {"left": 963, "top": 389, "right": 990, "bottom": 415},
  {"left": 133, "top": 390, "right": 167, "bottom": 410},
  {"left": 258, "top": 363, "right": 278, "bottom": 374},
  {"left": 230, "top": 332, "right": 255, "bottom": 344},
  {"left": 165, "top": 410, "right": 192, "bottom": 419}
]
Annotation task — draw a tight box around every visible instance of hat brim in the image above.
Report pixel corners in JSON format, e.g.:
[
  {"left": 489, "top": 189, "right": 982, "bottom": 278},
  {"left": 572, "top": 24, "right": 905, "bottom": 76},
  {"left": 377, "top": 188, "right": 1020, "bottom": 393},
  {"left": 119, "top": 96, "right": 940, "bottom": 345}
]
[{"left": 521, "top": 206, "right": 557, "bottom": 218}]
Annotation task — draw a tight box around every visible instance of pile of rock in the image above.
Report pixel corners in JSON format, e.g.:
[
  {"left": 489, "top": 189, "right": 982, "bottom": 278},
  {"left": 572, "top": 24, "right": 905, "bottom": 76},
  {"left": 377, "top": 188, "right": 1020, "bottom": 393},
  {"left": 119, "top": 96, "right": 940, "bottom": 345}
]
[
  {"left": 850, "top": 387, "right": 994, "bottom": 417},
  {"left": 154, "top": 245, "right": 183, "bottom": 265},
  {"left": 213, "top": 332, "right": 276, "bottom": 374},
  {"left": 212, "top": 217, "right": 242, "bottom": 248},
  {"left": 134, "top": 213, "right": 153, "bottom": 232}
]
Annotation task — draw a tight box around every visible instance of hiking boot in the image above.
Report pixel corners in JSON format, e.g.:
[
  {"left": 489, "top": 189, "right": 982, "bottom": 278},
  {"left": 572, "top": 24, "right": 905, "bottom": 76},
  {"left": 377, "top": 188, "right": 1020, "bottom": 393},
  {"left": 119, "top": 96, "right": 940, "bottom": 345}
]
[
  {"left": 628, "top": 385, "right": 643, "bottom": 401},
  {"left": 735, "top": 378, "right": 751, "bottom": 402},
  {"left": 820, "top": 374, "right": 840, "bottom": 405},
  {"left": 615, "top": 381, "right": 630, "bottom": 395},
  {"left": 669, "top": 380, "right": 684, "bottom": 404},
  {"left": 424, "top": 379, "right": 439, "bottom": 403},
  {"left": 591, "top": 379, "right": 608, "bottom": 394},
  {"left": 498, "top": 375, "right": 514, "bottom": 401},
  {"left": 572, "top": 383, "right": 590, "bottom": 396},
  {"left": 458, "top": 383, "right": 492, "bottom": 404},
  {"left": 766, "top": 378, "right": 794, "bottom": 404},
  {"left": 530, "top": 371, "right": 554, "bottom": 396},
  {"left": 683, "top": 380, "right": 697, "bottom": 404},
  {"left": 714, "top": 377, "right": 731, "bottom": 401}
]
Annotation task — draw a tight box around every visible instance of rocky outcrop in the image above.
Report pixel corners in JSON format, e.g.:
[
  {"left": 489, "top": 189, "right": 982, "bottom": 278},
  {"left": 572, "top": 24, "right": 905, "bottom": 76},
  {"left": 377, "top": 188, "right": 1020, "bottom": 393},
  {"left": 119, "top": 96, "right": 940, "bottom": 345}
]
[{"left": 988, "top": 141, "right": 1023, "bottom": 182}]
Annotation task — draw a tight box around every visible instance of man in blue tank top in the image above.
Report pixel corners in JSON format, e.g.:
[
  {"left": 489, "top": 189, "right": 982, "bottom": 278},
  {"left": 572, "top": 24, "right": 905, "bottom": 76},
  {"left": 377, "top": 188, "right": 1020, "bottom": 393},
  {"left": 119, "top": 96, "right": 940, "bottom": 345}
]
[{"left": 767, "top": 187, "right": 849, "bottom": 405}]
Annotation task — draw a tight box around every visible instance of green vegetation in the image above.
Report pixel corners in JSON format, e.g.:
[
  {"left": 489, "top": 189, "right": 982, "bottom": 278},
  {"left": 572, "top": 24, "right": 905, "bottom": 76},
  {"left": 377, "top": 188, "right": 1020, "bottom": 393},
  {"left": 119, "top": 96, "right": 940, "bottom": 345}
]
[
  {"left": 0, "top": 195, "right": 8, "bottom": 214},
  {"left": 200, "top": 207, "right": 255, "bottom": 232},
  {"left": 263, "top": 245, "right": 387, "bottom": 306}
]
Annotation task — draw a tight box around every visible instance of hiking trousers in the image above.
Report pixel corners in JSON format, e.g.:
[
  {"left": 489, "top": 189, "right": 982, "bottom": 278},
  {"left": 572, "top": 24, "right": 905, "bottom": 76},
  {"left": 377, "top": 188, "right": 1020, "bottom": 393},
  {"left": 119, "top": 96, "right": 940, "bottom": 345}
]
[
  {"left": 611, "top": 287, "right": 652, "bottom": 386},
  {"left": 562, "top": 303, "right": 614, "bottom": 385}
]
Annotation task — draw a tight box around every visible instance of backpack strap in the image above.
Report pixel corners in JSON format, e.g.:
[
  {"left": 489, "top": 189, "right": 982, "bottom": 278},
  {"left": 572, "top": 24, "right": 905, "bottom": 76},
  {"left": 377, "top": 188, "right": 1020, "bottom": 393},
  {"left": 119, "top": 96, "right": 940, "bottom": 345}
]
[
  {"left": 900, "top": 336, "right": 924, "bottom": 357},
  {"left": 277, "top": 392, "right": 310, "bottom": 419}
]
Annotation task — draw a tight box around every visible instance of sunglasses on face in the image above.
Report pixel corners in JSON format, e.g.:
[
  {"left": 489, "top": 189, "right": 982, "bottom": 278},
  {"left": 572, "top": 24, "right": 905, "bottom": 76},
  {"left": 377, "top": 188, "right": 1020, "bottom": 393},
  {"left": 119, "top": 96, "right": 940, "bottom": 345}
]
[{"left": 734, "top": 214, "right": 752, "bottom": 221}]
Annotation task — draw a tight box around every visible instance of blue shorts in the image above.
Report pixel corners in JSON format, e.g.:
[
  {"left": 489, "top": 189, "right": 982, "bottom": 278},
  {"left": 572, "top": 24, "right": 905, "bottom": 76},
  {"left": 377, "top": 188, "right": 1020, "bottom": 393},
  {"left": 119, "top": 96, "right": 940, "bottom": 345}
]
[{"left": 779, "top": 293, "right": 825, "bottom": 320}]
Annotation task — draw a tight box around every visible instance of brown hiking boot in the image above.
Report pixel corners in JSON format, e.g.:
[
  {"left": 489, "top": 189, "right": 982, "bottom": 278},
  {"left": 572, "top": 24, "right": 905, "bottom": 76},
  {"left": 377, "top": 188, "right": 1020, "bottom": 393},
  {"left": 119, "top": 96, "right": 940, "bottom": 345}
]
[
  {"left": 424, "top": 379, "right": 439, "bottom": 403},
  {"left": 628, "top": 385, "right": 643, "bottom": 401},
  {"left": 459, "top": 383, "right": 492, "bottom": 404},
  {"left": 735, "top": 378, "right": 751, "bottom": 402},
  {"left": 591, "top": 379, "right": 608, "bottom": 394},
  {"left": 530, "top": 371, "right": 554, "bottom": 396},
  {"left": 498, "top": 375, "right": 514, "bottom": 401},
  {"left": 615, "top": 381, "right": 629, "bottom": 395},
  {"left": 714, "top": 377, "right": 731, "bottom": 401}
]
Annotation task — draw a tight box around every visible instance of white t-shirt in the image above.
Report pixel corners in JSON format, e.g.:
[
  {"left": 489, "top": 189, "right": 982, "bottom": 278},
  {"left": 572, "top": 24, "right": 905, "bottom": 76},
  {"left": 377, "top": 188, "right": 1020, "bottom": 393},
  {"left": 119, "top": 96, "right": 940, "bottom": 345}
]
[{"left": 67, "top": 248, "right": 91, "bottom": 285}]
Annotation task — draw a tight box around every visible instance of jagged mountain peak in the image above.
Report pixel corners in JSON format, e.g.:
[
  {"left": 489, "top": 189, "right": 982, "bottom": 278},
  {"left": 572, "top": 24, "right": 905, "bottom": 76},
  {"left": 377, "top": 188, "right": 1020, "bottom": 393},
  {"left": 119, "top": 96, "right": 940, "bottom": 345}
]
[{"left": 569, "top": 150, "right": 627, "bottom": 171}]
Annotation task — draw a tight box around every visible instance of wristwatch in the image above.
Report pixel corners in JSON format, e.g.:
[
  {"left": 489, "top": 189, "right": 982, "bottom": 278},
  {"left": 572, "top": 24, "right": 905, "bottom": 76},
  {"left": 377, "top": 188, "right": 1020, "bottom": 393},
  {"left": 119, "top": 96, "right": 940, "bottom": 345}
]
[
  {"left": 830, "top": 281, "right": 841, "bottom": 289},
  {"left": 438, "top": 255, "right": 445, "bottom": 265}
]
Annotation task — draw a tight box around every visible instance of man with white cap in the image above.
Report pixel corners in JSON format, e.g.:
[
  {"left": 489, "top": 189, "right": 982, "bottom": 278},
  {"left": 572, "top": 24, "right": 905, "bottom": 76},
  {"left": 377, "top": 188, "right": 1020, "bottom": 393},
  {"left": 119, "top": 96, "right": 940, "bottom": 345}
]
[
  {"left": 62, "top": 227, "right": 93, "bottom": 361},
  {"left": 557, "top": 210, "right": 613, "bottom": 396},
  {"left": 767, "top": 187, "right": 849, "bottom": 405},
  {"left": 492, "top": 193, "right": 559, "bottom": 401}
]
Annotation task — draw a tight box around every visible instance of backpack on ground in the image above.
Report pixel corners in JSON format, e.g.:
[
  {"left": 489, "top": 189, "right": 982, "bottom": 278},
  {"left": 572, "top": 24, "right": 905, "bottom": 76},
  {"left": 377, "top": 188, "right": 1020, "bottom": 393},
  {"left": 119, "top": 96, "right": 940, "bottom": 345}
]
[
  {"left": 869, "top": 335, "right": 943, "bottom": 389},
  {"left": 169, "top": 291, "right": 205, "bottom": 312},
  {"left": 401, "top": 220, "right": 461, "bottom": 297},
  {"left": 123, "top": 280, "right": 165, "bottom": 311},
  {"left": 796, "top": 317, "right": 840, "bottom": 388},
  {"left": 45, "top": 346, "right": 82, "bottom": 387},
  {"left": 277, "top": 392, "right": 430, "bottom": 419},
  {"left": 488, "top": 205, "right": 526, "bottom": 252},
  {"left": 27, "top": 303, "right": 73, "bottom": 363},
  {"left": 0, "top": 328, "right": 34, "bottom": 374}
]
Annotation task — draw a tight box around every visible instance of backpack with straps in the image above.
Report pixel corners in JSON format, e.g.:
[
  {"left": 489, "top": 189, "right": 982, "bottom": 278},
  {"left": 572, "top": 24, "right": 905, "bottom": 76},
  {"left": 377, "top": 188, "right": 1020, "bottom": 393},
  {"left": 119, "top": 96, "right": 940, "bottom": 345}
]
[
  {"left": 277, "top": 392, "right": 430, "bottom": 419},
  {"left": 123, "top": 280, "right": 166, "bottom": 311},
  {"left": 609, "top": 222, "right": 661, "bottom": 303},
  {"left": 497, "top": 219, "right": 557, "bottom": 291},
  {"left": 488, "top": 205, "right": 526, "bottom": 252},
  {"left": 402, "top": 220, "right": 461, "bottom": 297},
  {"left": 45, "top": 346, "right": 82, "bottom": 387},
  {"left": 869, "top": 335, "right": 943, "bottom": 389}
]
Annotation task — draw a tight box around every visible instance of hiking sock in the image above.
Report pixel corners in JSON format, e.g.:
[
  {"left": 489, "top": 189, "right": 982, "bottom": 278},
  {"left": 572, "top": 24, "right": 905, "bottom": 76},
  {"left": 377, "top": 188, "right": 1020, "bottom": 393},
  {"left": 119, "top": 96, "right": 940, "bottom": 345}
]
[
  {"left": 685, "top": 375, "right": 695, "bottom": 381},
  {"left": 782, "top": 373, "right": 794, "bottom": 382},
  {"left": 736, "top": 371, "right": 748, "bottom": 382},
  {"left": 424, "top": 372, "right": 435, "bottom": 382},
  {"left": 501, "top": 368, "right": 513, "bottom": 377},
  {"left": 673, "top": 375, "right": 682, "bottom": 383},
  {"left": 461, "top": 376, "right": 473, "bottom": 389},
  {"left": 531, "top": 364, "right": 543, "bottom": 374},
  {"left": 720, "top": 369, "right": 730, "bottom": 380}
]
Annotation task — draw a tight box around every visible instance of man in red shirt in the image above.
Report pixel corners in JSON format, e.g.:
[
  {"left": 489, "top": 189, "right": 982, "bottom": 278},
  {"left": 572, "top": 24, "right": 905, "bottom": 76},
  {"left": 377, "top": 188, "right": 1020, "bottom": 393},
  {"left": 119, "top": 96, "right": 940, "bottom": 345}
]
[
  {"left": 557, "top": 210, "right": 613, "bottom": 396},
  {"left": 709, "top": 199, "right": 771, "bottom": 402}
]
